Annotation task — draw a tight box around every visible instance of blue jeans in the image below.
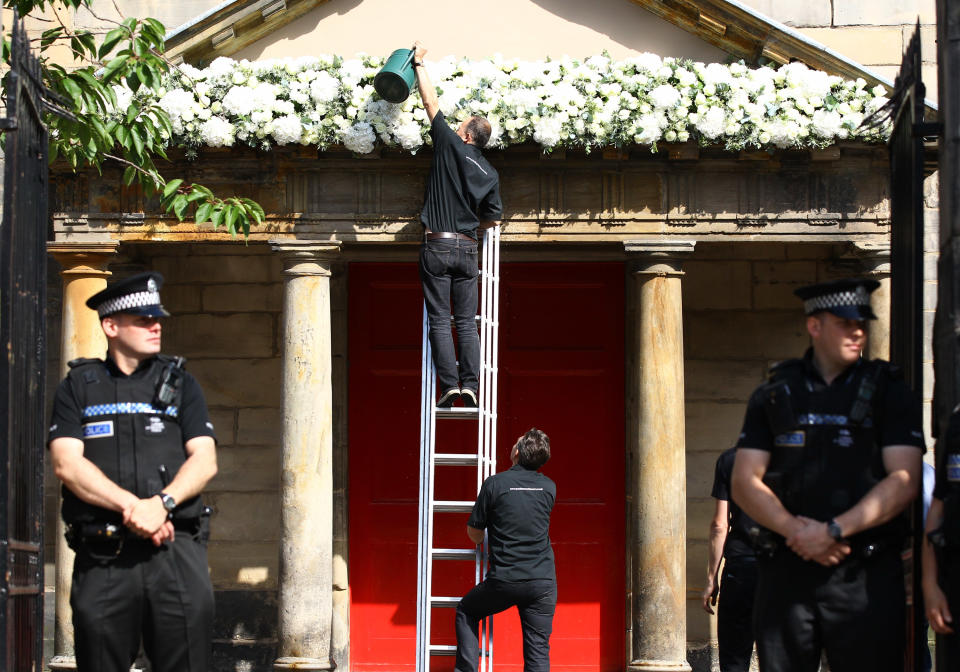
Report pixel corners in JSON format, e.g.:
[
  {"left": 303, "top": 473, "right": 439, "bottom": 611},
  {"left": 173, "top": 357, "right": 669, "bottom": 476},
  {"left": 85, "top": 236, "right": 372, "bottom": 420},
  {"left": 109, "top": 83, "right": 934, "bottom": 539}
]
[
  {"left": 455, "top": 578, "right": 557, "bottom": 672},
  {"left": 419, "top": 238, "right": 479, "bottom": 394}
]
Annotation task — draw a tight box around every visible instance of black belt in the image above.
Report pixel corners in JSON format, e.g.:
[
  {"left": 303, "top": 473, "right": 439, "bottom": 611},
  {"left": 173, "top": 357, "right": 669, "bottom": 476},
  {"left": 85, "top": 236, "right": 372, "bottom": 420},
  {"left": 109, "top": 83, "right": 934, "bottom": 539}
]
[{"left": 425, "top": 231, "right": 475, "bottom": 242}]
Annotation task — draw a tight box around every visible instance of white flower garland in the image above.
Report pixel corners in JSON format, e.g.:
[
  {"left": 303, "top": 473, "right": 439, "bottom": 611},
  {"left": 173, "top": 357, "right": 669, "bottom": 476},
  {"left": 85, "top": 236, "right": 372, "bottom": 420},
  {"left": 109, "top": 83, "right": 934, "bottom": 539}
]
[{"left": 140, "top": 52, "right": 890, "bottom": 155}]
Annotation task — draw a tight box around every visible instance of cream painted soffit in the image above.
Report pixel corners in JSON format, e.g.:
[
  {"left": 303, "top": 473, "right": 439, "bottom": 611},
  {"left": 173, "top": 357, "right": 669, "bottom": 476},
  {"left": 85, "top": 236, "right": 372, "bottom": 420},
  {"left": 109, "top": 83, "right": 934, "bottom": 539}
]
[{"left": 164, "top": 0, "right": 332, "bottom": 65}]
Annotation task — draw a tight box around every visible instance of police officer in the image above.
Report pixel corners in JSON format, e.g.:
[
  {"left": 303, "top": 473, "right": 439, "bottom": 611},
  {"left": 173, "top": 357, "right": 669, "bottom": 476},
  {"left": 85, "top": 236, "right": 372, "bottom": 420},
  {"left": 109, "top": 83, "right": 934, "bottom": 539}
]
[
  {"left": 922, "top": 407, "right": 960, "bottom": 666},
  {"left": 455, "top": 428, "right": 556, "bottom": 672},
  {"left": 731, "top": 277, "right": 924, "bottom": 672},
  {"left": 48, "top": 272, "right": 217, "bottom": 672},
  {"left": 702, "top": 447, "right": 758, "bottom": 672}
]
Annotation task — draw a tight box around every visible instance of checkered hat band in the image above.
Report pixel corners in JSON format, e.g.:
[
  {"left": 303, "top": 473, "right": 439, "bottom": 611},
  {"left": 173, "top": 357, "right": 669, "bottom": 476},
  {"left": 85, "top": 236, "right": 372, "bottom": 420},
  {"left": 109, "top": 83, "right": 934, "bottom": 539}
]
[
  {"left": 803, "top": 286, "right": 870, "bottom": 315},
  {"left": 97, "top": 290, "right": 162, "bottom": 317}
]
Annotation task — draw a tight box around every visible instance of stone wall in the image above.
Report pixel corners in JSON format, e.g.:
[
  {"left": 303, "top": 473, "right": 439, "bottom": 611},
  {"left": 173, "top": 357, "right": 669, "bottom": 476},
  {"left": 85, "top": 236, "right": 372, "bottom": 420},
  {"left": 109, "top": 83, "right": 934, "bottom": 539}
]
[
  {"left": 682, "top": 240, "right": 850, "bottom": 667},
  {"left": 741, "top": 0, "right": 939, "bottom": 101}
]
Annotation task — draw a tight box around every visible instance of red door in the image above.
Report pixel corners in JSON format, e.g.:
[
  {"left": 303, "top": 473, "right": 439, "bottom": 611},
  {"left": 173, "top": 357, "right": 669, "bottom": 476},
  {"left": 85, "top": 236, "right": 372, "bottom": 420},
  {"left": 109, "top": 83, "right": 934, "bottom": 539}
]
[{"left": 349, "top": 262, "right": 625, "bottom": 672}]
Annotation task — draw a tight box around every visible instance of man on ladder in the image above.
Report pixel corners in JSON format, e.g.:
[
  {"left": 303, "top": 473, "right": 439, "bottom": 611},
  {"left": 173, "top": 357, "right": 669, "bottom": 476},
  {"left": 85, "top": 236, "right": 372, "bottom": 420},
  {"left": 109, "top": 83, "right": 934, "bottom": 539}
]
[
  {"left": 413, "top": 41, "right": 502, "bottom": 408},
  {"left": 457, "top": 428, "right": 558, "bottom": 672}
]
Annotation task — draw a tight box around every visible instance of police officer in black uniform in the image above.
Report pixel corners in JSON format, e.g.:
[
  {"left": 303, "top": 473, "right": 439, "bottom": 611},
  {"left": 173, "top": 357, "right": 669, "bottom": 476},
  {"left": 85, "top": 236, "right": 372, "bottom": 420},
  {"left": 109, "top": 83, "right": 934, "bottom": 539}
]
[
  {"left": 731, "top": 277, "right": 924, "bottom": 672},
  {"left": 48, "top": 272, "right": 217, "bottom": 672},
  {"left": 455, "top": 428, "right": 557, "bottom": 672},
  {"left": 923, "top": 407, "right": 960, "bottom": 666},
  {"left": 703, "top": 447, "right": 758, "bottom": 672}
]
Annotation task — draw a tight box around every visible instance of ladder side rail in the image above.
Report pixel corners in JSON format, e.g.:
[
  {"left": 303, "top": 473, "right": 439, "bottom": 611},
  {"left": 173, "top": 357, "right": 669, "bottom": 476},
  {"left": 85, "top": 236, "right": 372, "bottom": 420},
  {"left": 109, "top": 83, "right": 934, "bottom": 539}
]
[
  {"left": 416, "top": 304, "right": 437, "bottom": 672},
  {"left": 482, "top": 226, "right": 501, "bottom": 670}
]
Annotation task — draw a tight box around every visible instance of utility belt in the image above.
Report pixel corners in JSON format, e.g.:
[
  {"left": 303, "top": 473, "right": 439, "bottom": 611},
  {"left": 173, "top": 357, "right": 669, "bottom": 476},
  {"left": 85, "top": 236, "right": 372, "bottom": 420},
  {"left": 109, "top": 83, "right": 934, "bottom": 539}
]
[
  {"left": 750, "top": 525, "right": 897, "bottom": 563},
  {"left": 67, "top": 507, "right": 211, "bottom": 562}
]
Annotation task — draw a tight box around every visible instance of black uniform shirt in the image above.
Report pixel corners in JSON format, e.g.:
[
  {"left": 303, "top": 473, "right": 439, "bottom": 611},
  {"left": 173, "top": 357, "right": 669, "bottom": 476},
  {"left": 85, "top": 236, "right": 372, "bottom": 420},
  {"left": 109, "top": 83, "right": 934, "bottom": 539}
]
[
  {"left": 48, "top": 355, "right": 216, "bottom": 445},
  {"left": 736, "top": 349, "right": 925, "bottom": 454},
  {"left": 419, "top": 111, "right": 502, "bottom": 240},
  {"left": 934, "top": 409, "right": 960, "bottom": 501},
  {"left": 468, "top": 464, "right": 556, "bottom": 582},
  {"left": 711, "top": 447, "right": 756, "bottom": 561}
]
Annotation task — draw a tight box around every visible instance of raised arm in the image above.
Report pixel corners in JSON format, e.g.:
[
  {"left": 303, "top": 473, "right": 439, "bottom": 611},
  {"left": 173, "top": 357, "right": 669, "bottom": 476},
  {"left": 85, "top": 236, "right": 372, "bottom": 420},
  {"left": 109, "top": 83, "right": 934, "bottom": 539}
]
[{"left": 413, "top": 42, "right": 439, "bottom": 122}]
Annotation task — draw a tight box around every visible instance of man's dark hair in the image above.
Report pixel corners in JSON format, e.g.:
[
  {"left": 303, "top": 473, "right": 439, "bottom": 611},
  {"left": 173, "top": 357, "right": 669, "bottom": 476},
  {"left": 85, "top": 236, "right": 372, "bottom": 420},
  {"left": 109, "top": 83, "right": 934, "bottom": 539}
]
[
  {"left": 466, "top": 116, "right": 492, "bottom": 148},
  {"left": 516, "top": 428, "right": 550, "bottom": 470}
]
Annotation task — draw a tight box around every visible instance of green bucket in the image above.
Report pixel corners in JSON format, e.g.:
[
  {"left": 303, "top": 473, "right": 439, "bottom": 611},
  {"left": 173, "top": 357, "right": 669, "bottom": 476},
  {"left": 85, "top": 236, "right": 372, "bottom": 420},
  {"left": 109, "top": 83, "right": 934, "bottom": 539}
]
[{"left": 374, "top": 48, "right": 416, "bottom": 103}]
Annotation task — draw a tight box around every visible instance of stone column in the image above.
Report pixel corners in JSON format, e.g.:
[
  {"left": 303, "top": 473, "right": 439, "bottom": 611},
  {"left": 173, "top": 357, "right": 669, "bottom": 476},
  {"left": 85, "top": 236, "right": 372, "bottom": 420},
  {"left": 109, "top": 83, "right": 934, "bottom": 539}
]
[
  {"left": 46, "top": 242, "right": 118, "bottom": 671},
  {"left": 625, "top": 241, "right": 695, "bottom": 672},
  {"left": 270, "top": 240, "right": 341, "bottom": 671},
  {"left": 849, "top": 242, "right": 892, "bottom": 361}
]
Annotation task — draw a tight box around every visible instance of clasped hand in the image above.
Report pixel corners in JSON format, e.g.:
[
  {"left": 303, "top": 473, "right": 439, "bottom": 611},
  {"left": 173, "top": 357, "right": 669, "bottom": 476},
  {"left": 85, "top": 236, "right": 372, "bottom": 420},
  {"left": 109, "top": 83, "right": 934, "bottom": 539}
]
[
  {"left": 123, "top": 495, "right": 175, "bottom": 547},
  {"left": 786, "top": 516, "right": 850, "bottom": 566}
]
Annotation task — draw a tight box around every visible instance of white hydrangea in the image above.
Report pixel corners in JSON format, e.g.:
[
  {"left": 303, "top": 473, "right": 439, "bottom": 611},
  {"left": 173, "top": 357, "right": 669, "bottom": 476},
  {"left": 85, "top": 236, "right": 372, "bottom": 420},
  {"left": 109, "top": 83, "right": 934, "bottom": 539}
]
[
  {"left": 310, "top": 71, "right": 340, "bottom": 104},
  {"left": 270, "top": 114, "right": 304, "bottom": 145},
  {"left": 649, "top": 84, "right": 681, "bottom": 110},
  {"left": 696, "top": 106, "right": 726, "bottom": 139},
  {"left": 811, "top": 109, "right": 843, "bottom": 138},
  {"left": 199, "top": 117, "right": 236, "bottom": 147},
  {"left": 341, "top": 121, "right": 376, "bottom": 153}
]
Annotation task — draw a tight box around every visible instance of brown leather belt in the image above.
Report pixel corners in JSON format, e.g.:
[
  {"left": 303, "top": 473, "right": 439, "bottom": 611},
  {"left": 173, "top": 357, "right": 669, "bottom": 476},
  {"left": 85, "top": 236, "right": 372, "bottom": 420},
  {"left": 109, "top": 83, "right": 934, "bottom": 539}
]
[{"left": 425, "top": 231, "right": 475, "bottom": 242}]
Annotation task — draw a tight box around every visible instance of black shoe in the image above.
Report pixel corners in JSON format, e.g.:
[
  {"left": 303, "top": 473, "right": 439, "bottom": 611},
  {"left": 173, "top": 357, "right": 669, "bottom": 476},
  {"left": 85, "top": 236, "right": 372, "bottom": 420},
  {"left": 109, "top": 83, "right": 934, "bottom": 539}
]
[
  {"left": 437, "top": 388, "right": 460, "bottom": 408},
  {"left": 460, "top": 388, "right": 478, "bottom": 407}
]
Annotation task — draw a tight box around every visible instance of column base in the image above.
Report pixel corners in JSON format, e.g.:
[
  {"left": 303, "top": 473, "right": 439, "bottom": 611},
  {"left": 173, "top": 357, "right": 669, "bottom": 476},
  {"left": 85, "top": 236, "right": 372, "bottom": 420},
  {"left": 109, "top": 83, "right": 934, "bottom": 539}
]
[
  {"left": 47, "top": 655, "right": 76, "bottom": 670},
  {"left": 627, "top": 661, "right": 692, "bottom": 672},
  {"left": 274, "top": 656, "right": 334, "bottom": 670}
]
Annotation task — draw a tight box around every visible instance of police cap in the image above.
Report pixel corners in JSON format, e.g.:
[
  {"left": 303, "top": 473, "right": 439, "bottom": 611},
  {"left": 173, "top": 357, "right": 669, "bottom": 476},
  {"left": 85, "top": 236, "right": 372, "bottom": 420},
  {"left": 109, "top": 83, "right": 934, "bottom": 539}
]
[
  {"left": 85, "top": 271, "right": 171, "bottom": 318},
  {"left": 793, "top": 277, "right": 879, "bottom": 320}
]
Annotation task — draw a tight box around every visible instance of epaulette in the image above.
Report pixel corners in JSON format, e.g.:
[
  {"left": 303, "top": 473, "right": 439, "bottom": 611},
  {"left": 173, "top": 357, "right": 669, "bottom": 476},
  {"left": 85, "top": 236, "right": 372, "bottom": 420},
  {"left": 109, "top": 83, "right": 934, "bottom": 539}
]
[
  {"left": 767, "top": 358, "right": 803, "bottom": 382},
  {"left": 156, "top": 353, "right": 187, "bottom": 367},
  {"left": 67, "top": 357, "right": 102, "bottom": 369}
]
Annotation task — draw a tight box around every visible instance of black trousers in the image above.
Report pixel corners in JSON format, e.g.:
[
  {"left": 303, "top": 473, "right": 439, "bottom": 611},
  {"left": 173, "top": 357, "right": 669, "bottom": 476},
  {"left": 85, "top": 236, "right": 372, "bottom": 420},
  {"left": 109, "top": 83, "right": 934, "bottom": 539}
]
[
  {"left": 718, "top": 557, "right": 758, "bottom": 672},
  {"left": 936, "top": 556, "right": 960, "bottom": 671},
  {"left": 71, "top": 534, "right": 214, "bottom": 672},
  {"left": 455, "top": 578, "right": 557, "bottom": 672},
  {"left": 753, "top": 547, "right": 904, "bottom": 672},
  {"left": 419, "top": 237, "right": 480, "bottom": 394}
]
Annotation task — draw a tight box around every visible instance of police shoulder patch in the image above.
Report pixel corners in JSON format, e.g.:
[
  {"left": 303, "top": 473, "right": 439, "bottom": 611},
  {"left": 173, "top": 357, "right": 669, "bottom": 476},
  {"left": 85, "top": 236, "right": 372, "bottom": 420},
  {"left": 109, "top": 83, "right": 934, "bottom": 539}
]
[
  {"left": 774, "top": 431, "right": 805, "bottom": 447},
  {"left": 83, "top": 420, "right": 114, "bottom": 439},
  {"left": 947, "top": 454, "right": 960, "bottom": 482}
]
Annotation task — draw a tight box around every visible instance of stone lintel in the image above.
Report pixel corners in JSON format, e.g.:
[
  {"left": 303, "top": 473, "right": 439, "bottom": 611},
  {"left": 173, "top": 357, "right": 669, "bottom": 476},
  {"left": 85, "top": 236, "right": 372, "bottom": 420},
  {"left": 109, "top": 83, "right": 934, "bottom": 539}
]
[{"left": 624, "top": 240, "right": 696, "bottom": 274}]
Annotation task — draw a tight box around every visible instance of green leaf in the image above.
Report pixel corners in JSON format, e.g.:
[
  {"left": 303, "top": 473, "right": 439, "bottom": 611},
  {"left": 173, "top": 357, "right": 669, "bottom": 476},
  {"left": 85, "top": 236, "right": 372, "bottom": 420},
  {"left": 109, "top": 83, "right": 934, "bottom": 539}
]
[
  {"left": 194, "top": 202, "right": 214, "bottom": 224},
  {"left": 162, "top": 178, "right": 184, "bottom": 199},
  {"left": 225, "top": 205, "right": 239, "bottom": 236},
  {"left": 125, "top": 72, "right": 140, "bottom": 93},
  {"left": 102, "top": 55, "right": 129, "bottom": 82},
  {"left": 122, "top": 165, "right": 136, "bottom": 185},
  {"left": 210, "top": 205, "right": 225, "bottom": 228},
  {"left": 123, "top": 17, "right": 138, "bottom": 32},
  {"left": 78, "top": 31, "right": 97, "bottom": 55},
  {"left": 173, "top": 196, "right": 189, "bottom": 221},
  {"left": 99, "top": 27, "right": 127, "bottom": 59}
]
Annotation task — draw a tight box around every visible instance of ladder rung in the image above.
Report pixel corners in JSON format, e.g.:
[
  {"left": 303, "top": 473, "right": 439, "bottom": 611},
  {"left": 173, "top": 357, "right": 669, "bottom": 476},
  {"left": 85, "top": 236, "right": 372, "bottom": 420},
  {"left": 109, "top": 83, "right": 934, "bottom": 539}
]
[
  {"left": 434, "top": 500, "right": 474, "bottom": 513},
  {"left": 429, "top": 644, "right": 457, "bottom": 656},
  {"left": 435, "top": 407, "right": 479, "bottom": 419},
  {"left": 435, "top": 453, "right": 479, "bottom": 466},
  {"left": 432, "top": 548, "right": 477, "bottom": 560},
  {"left": 431, "top": 596, "right": 461, "bottom": 608}
]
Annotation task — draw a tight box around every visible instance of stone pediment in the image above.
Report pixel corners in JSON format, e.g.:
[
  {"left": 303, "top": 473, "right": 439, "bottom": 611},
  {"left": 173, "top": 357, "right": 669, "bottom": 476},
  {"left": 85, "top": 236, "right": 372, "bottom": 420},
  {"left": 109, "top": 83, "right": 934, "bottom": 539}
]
[{"left": 164, "top": 0, "right": 892, "bottom": 92}]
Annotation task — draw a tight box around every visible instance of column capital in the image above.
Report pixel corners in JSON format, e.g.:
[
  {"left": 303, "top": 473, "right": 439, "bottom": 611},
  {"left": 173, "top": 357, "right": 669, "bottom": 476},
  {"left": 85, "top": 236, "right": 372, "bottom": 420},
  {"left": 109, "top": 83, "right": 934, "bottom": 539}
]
[
  {"left": 624, "top": 240, "right": 696, "bottom": 275},
  {"left": 270, "top": 239, "right": 342, "bottom": 277},
  {"left": 844, "top": 241, "right": 891, "bottom": 275},
  {"left": 47, "top": 242, "right": 118, "bottom": 277}
]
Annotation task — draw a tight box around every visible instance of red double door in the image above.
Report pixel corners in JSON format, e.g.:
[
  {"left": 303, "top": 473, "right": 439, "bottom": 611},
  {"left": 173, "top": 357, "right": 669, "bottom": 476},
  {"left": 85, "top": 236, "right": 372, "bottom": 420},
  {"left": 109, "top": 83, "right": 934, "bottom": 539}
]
[{"left": 348, "top": 262, "right": 625, "bottom": 671}]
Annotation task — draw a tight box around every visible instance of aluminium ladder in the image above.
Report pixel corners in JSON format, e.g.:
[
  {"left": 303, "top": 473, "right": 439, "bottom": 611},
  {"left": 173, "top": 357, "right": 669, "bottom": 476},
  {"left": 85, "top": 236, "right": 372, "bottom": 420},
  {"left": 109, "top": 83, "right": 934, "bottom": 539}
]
[{"left": 416, "top": 225, "right": 501, "bottom": 672}]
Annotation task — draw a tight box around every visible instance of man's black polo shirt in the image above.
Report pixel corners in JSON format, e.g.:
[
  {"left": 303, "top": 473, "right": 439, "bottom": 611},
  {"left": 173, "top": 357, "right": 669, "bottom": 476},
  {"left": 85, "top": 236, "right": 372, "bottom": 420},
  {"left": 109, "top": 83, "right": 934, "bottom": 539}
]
[
  {"left": 468, "top": 464, "right": 556, "bottom": 582},
  {"left": 711, "top": 447, "right": 756, "bottom": 561},
  {"left": 419, "top": 111, "right": 502, "bottom": 240}
]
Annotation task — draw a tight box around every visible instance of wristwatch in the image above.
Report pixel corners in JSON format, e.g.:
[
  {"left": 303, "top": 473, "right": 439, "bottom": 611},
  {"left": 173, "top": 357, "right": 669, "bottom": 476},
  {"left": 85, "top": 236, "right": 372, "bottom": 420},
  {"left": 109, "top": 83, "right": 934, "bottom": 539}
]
[
  {"left": 826, "top": 518, "right": 844, "bottom": 541},
  {"left": 159, "top": 492, "right": 177, "bottom": 513}
]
